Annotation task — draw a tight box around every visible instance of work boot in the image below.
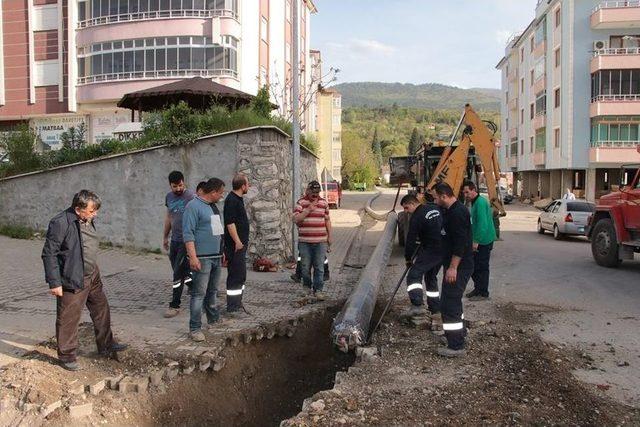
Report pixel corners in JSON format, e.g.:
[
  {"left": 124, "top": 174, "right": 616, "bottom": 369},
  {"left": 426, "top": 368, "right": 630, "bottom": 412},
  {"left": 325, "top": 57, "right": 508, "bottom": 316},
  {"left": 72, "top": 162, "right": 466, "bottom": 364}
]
[
  {"left": 99, "top": 343, "right": 129, "bottom": 358},
  {"left": 468, "top": 294, "right": 490, "bottom": 302},
  {"left": 465, "top": 289, "right": 481, "bottom": 299},
  {"left": 439, "top": 335, "right": 448, "bottom": 346},
  {"left": 189, "top": 330, "right": 205, "bottom": 342},
  {"left": 437, "top": 347, "right": 466, "bottom": 358},
  {"left": 61, "top": 361, "right": 82, "bottom": 371},
  {"left": 164, "top": 307, "right": 180, "bottom": 318}
]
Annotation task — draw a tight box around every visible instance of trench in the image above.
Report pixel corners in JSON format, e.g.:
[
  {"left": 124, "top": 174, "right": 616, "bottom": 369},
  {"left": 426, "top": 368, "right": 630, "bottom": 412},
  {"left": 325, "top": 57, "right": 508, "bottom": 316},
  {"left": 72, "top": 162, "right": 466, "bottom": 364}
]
[{"left": 150, "top": 306, "right": 355, "bottom": 427}]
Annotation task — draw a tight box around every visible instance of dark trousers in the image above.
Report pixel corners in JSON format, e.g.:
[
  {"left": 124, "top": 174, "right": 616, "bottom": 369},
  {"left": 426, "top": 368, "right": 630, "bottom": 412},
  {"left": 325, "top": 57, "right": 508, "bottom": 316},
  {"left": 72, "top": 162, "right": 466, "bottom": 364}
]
[
  {"left": 169, "top": 240, "right": 191, "bottom": 308},
  {"left": 406, "top": 250, "right": 441, "bottom": 314},
  {"left": 441, "top": 266, "right": 473, "bottom": 350},
  {"left": 225, "top": 247, "right": 247, "bottom": 311},
  {"left": 472, "top": 242, "right": 493, "bottom": 296},
  {"left": 55, "top": 270, "right": 114, "bottom": 362}
]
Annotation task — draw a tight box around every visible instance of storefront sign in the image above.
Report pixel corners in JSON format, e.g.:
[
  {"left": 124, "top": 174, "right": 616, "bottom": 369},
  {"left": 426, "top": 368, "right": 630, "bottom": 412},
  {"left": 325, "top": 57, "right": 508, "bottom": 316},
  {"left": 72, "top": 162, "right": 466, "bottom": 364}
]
[
  {"left": 30, "top": 116, "right": 87, "bottom": 150},
  {"left": 90, "top": 110, "right": 130, "bottom": 143}
]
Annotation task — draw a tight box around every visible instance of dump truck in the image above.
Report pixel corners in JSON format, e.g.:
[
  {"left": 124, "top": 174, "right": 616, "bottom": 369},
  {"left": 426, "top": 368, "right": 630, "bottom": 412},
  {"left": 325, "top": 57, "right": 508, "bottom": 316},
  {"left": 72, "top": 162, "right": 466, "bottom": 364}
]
[{"left": 587, "top": 164, "right": 640, "bottom": 267}]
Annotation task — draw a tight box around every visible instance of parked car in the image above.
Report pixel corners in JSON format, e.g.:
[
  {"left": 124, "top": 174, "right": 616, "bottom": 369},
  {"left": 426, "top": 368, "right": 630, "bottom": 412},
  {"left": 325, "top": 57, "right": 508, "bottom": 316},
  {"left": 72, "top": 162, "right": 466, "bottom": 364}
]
[{"left": 537, "top": 199, "right": 595, "bottom": 239}]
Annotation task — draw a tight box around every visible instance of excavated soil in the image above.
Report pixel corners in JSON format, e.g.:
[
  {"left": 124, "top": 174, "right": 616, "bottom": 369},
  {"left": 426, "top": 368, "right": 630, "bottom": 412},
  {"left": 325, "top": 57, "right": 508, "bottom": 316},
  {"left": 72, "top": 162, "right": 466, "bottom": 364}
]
[{"left": 284, "top": 302, "right": 640, "bottom": 426}]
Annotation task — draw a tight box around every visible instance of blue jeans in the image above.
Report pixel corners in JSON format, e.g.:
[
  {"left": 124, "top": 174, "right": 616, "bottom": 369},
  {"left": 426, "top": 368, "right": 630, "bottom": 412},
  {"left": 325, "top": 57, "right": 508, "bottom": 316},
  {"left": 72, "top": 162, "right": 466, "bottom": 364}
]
[
  {"left": 299, "top": 242, "right": 327, "bottom": 291},
  {"left": 189, "top": 257, "right": 221, "bottom": 332}
]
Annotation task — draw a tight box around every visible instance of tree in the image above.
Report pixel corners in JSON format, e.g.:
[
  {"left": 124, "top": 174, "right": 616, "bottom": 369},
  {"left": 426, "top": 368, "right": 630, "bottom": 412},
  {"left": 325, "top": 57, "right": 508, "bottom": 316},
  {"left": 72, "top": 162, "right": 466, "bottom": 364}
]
[
  {"left": 60, "top": 123, "right": 87, "bottom": 151},
  {"left": 408, "top": 127, "right": 421, "bottom": 155},
  {"left": 371, "top": 127, "right": 382, "bottom": 171},
  {"left": 0, "top": 124, "right": 40, "bottom": 173},
  {"left": 251, "top": 85, "right": 272, "bottom": 119}
]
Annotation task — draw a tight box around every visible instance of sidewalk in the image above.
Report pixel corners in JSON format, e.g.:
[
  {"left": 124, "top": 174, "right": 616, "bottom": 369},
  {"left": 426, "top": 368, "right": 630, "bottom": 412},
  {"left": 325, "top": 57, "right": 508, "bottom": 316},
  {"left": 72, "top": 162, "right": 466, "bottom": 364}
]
[{"left": 0, "top": 198, "right": 363, "bottom": 367}]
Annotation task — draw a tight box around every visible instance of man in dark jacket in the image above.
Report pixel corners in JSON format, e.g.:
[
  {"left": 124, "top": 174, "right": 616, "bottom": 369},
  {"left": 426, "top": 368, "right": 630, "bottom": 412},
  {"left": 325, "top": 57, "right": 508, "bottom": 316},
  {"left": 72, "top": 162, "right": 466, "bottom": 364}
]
[
  {"left": 42, "top": 190, "right": 126, "bottom": 371},
  {"left": 400, "top": 194, "right": 443, "bottom": 318},
  {"left": 433, "top": 182, "right": 474, "bottom": 357}
]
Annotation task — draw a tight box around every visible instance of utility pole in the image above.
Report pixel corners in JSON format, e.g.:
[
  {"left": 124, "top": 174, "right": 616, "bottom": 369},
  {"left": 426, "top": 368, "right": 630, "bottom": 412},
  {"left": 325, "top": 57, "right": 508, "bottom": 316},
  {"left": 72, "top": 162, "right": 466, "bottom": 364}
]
[{"left": 292, "top": 0, "right": 301, "bottom": 260}]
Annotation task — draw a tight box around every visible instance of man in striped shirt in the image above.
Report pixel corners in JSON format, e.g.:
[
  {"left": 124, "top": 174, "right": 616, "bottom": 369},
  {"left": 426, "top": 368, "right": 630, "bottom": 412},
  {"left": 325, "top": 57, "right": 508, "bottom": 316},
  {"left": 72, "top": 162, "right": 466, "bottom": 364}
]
[{"left": 294, "top": 181, "right": 332, "bottom": 300}]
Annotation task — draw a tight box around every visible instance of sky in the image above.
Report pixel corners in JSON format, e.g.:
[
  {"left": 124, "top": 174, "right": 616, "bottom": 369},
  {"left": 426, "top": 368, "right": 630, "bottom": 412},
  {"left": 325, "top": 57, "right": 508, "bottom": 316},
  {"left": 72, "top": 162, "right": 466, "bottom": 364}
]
[{"left": 311, "top": 0, "right": 538, "bottom": 89}]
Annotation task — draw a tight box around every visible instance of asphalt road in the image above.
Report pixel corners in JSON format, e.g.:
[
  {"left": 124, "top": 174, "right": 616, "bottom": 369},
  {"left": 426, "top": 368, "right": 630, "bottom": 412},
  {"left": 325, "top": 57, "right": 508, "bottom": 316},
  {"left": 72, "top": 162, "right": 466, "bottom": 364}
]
[{"left": 493, "top": 202, "right": 640, "bottom": 407}]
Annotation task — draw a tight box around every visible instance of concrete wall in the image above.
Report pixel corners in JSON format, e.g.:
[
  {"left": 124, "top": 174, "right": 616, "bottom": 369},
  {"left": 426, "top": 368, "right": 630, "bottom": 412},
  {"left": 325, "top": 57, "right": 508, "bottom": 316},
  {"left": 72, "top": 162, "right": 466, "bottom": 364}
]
[{"left": 0, "top": 126, "right": 318, "bottom": 264}]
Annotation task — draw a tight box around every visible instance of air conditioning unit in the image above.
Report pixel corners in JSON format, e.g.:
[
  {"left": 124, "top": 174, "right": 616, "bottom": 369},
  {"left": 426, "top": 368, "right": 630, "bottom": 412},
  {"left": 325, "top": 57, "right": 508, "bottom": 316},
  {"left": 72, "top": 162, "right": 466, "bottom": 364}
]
[{"left": 593, "top": 40, "right": 608, "bottom": 51}]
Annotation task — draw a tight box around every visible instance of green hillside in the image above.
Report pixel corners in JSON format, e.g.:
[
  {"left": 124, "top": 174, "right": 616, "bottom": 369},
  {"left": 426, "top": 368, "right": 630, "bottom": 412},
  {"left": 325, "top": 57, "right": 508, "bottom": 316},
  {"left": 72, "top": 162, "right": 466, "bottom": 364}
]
[{"left": 332, "top": 82, "right": 500, "bottom": 111}]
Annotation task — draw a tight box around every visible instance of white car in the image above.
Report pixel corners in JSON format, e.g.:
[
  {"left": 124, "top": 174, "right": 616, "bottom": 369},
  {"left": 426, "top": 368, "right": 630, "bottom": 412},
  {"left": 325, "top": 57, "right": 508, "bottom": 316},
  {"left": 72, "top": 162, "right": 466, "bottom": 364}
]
[{"left": 537, "top": 199, "right": 595, "bottom": 239}]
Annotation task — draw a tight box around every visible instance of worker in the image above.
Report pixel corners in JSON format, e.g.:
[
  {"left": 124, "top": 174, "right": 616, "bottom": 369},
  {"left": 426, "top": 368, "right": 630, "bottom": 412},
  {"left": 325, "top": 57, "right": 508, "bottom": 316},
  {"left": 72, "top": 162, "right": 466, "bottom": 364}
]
[
  {"left": 401, "top": 194, "right": 442, "bottom": 318},
  {"left": 462, "top": 181, "right": 496, "bottom": 301},
  {"left": 562, "top": 188, "right": 576, "bottom": 200},
  {"left": 433, "top": 182, "right": 474, "bottom": 357}
]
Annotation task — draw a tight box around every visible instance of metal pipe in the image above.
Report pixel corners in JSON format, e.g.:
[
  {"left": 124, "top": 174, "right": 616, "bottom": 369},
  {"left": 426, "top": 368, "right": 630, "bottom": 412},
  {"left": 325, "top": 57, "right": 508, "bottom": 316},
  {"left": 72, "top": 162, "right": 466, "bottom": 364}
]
[{"left": 331, "top": 212, "right": 398, "bottom": 352}]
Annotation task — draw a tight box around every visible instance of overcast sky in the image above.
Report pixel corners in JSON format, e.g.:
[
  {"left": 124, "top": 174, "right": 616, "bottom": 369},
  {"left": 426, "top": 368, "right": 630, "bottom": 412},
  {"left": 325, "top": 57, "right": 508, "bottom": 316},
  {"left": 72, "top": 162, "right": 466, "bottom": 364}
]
[{"left": 311, "top": 0, "right": 538, "bottom": 89}]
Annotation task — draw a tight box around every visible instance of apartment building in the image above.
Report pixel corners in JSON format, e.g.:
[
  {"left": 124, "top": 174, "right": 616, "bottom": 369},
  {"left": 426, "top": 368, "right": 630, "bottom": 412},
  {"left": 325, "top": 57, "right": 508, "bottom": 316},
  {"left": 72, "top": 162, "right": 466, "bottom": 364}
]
[
  {"left": 496, "top": 0, "right": 640, "bottom": 201},
  {"left": 0, "top": 0, "right": 317, "bottom": 148},
  {"left": 310, "top": 49, "right": 341, "bottom": 182}
]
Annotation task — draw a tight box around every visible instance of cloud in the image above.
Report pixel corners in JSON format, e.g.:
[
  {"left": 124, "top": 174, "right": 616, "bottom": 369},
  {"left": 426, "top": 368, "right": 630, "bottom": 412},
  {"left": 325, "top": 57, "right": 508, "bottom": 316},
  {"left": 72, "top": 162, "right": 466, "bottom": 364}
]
[{"left": 325, "top": 38, "right": 396, "bottom": 58}]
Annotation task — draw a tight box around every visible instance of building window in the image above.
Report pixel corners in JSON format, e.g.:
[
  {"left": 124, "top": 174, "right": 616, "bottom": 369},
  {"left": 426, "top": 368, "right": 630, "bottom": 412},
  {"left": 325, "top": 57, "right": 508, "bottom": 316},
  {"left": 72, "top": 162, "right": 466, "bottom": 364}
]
[
  {"left": 554, "top": 128, "right": 560, "bottom": 148},
  {"left": 530, "top": 69, "right": 534, "bottom": 86},
  {"left": 535, "top": 128, "right": 546, "bottom": 152},
  {"left": 535, "top": 91, "right": 547, "bottom": 115},
  {"left": 520, "top": 47, "right": 524, "bottom": 63},
  {"left": 591, "top": 69, "right": 640, "bottom": 99},
  {"left": 534, "top": 16, "right": 547, "bottom": 45},
  {"left": 520, "top": 77, "right": 524, "bottom": 94},
  {"left": 332, "top": 114, "right": 340, "bottom": 126},
  {"left": 332, "top": 167, "right": 341, "bottom": 178},
  {"left": 520, "top": 139, "right": 524, "bottom": 155},
  {"left": 555, "top": 8, "right": 561, "bottom": 28},
  {"left": 80, "top": 0, "right": 238, "bottom": 27},
  {"left": 520, "top": 108, "right": 524, "bottom": 124},
  {"left": 530, "top": 136, "right": 534, "bottom": 153},
  {"left": 554, "top": 48, "right": 560, "bottom": 68},
  {"left": 506, "top": 117, "right": 509, "bottom": 130},
  {"left": 332, "top": 149, "right": 341, "bottom": 162},
  {"left": 530, "top": 36, "right": 534, "bottom": 53},
  {"left": 554, "top": 88, "right": 560, "bottom": 108},
  {"left": 530, "top": 103, "right": 534, "bottom": 119},
  {"left": 78, "top": 36, "right": 238, "bottom": 84},
  {"left": 261, "top": 16, "right": 268, "bottom": 42},
  {"left": 332, "top": 97, "right": 341, "bottom": 108},
  {"left": 591, "top": 117, "right": 640, "bottom": 146}
]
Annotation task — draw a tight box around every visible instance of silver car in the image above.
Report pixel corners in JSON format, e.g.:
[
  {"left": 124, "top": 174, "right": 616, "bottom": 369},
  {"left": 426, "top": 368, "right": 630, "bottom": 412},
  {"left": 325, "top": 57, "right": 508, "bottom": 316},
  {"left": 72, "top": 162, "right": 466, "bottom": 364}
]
[{"left": 537, "top": 199, "right": 595, "bottom": 239}]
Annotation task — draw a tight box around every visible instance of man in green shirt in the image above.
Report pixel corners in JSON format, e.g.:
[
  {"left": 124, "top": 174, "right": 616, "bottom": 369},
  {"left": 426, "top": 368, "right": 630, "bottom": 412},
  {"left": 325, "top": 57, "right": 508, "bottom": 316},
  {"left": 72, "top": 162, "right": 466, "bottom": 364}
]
[{"left": 462, "top": 181, "right": 497, "bottom": 301}]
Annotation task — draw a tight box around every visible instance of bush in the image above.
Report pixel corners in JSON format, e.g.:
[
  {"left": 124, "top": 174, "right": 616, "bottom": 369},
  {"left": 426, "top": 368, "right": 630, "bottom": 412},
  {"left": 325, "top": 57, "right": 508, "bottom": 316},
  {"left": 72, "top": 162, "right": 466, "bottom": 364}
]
[
  {"left": 0, "top": 224, "right": 36, "bottom": 239},
  {"left": 0, "top": 125, "right": 41, "bottom": 176}
]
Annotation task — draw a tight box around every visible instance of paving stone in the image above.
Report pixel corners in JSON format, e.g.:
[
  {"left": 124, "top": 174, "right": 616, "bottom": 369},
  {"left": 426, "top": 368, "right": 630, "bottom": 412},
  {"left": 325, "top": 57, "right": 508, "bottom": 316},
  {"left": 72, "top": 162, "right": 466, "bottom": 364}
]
[
  {"left": 118, "top": 378, "right": 137, "bottom": 393},
  {"left": 135, "top": 377, "right": 149, "bottom": 393},
  {"left": 69, "top": 403, "right": 93, "bottom": 418},
  {"left": 149, "top": 369, "right": 166, "bottom": 386},
  {"left": 69, "top": 383, "right": 85, "bottom": 395},
  {"left": 106, "top": 374, "right": 124, "bottom": 390},
  {"left": 181, "top": 364, "right": 195, "bottom": 375},
  {"left": 198, "top": 359, "right": 211, "bottom": 372},
  {"left": 89, "top": 380, "right": 106, "bottom": 396},
  {"left": 41, "top": 400, "right": 62, "bottom": 417}
]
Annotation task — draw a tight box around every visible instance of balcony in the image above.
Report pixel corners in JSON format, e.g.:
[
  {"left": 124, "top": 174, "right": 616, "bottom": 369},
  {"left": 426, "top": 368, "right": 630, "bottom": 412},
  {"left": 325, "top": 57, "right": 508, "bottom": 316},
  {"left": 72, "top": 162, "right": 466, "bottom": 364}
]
[
  {"left": 589, "top": 143, "right": 640, "bottom": 164},
  {"left": 78, "top": 8, "right": 238, "bottom": 29},
  {"left": 533, "top": 75, "right": 546, "bottom": 94},
  {"left": 592, "top": 1, "right": 640, "bottom": 28},
  {"left": 590, "top": 94, "right": 640, "bottom": 117},
  {"left": 508, "top": 127, "right": 518, "bottom": 140},
  {"left": 591, "top": 48, "right": 640, "bottom": 72},
  {"left": 533, "top": 150, "right": 546, "bottom": 166},
  {"left": 533, "top": 40, "right": 546, "bottom": 59},
  {"left": 508, "top": 97, "right": 518, "bottom": 111},
  {"left": 533, "top": 111, "right": 546, "bottom": 130},
  {"left": 508, "top": 156, "right": 518, "bottom": 169}
]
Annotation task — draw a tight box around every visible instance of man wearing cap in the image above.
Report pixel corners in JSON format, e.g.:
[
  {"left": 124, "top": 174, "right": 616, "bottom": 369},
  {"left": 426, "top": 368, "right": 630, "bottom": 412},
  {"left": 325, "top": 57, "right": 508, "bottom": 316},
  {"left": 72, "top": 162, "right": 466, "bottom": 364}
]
[{"left": 293, "top": 181, "right": 332, "bottom": 301}]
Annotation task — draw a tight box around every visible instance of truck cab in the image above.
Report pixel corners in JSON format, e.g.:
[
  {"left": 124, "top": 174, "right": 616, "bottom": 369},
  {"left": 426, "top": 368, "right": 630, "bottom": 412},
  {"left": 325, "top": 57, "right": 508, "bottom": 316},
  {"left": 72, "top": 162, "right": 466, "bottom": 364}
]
[{"left": 588, "top": 164, "right": 640, "bottom": 267}]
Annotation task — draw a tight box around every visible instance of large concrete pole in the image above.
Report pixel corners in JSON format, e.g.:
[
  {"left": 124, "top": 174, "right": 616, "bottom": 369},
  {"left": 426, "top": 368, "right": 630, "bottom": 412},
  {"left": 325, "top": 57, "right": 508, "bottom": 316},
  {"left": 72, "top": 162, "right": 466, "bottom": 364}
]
[{"left": 292, "top": 0, "right": 301, "bottom": 259}]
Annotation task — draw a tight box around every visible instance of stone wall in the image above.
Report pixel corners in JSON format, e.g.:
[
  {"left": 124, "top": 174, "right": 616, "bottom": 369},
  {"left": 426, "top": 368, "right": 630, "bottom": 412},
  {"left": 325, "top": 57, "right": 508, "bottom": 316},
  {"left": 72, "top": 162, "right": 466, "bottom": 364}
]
[{"left": 0, "top": 126, "right": 319, "bottom": 264}]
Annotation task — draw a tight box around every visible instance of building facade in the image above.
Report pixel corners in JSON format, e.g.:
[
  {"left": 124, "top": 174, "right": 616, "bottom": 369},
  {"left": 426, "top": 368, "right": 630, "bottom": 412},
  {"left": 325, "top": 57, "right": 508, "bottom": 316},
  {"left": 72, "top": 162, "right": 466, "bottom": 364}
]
[
  {"left": 316, "top": 86, "right": 341, "bottom": 182},
  {"left": 0, "top": 0, "right": 317, "bottom": 148},
  {"left": 496, "top": 0, "right": 640, "bottom": 201}
]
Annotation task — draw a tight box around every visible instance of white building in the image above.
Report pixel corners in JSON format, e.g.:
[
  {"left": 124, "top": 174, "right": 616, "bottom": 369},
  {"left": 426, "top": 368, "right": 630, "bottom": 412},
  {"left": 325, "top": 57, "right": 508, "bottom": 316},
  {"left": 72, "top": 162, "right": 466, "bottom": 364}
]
[{"left": 496, "top": 0, "right": 640, "bottom": 201}]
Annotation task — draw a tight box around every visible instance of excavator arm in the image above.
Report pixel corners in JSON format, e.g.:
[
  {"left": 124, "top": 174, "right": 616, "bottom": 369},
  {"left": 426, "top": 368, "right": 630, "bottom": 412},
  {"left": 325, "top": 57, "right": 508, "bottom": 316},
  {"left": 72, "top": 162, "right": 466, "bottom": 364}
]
[{"left": 426, "top": 104, "right": 506, "bottom": 216}]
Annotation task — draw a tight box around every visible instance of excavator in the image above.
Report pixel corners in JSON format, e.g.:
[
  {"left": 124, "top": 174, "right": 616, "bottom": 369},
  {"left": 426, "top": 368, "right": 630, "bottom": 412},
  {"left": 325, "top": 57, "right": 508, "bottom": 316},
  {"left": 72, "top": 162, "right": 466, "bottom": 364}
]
[{"left": 389, "top": 104, "right": 506, "bottom": 244}]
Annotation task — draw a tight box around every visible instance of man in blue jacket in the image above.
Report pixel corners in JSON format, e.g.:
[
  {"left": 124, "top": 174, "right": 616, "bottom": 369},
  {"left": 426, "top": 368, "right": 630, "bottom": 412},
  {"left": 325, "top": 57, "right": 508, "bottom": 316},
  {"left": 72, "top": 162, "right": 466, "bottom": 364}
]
[
  {"left": 182, "top": 178, "right": 226, "bottom": 342},
  {"left": 42, "top": 190, "right": 127, "bottom": 371}
]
